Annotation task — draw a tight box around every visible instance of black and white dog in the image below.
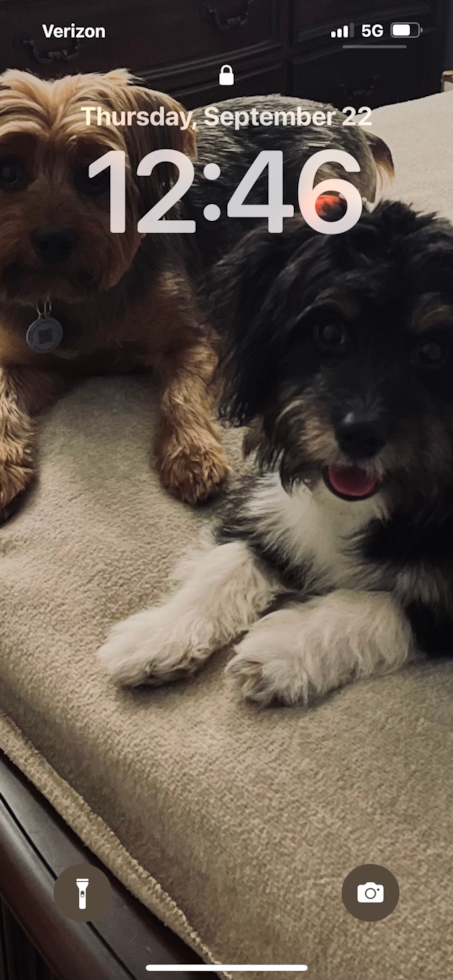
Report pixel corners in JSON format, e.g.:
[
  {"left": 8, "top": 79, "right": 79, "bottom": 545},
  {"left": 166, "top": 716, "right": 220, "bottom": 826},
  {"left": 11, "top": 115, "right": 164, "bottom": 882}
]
[{"left": 98, "top": 202, "right": 453, "bottom": 706}]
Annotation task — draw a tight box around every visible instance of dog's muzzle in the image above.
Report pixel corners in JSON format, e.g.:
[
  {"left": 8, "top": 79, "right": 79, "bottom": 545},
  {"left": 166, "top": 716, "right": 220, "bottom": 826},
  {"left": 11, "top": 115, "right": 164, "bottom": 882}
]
[{"left": 30, "top": 227, "right": 79, "bottom": 264}]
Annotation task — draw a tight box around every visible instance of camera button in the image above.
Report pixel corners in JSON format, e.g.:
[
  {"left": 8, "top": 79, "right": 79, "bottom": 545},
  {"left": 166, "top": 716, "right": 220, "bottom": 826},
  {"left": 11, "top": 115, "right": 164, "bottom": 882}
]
[{"left": 342, "top": 864, "right": 399, "bottom": 921}]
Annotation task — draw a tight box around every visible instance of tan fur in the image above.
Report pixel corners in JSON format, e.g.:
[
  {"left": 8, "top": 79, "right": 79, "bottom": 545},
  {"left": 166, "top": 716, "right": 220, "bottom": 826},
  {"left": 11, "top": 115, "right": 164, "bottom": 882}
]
[
  {"left": 0, "top": 69, "right": 228, "bottom": 513},
  {"left": 0, "top": 365, "right": 61, "bottom": 517},
  {"left": 365, "top": 132, "right": 394, "bottom": 184},
  {"left": 155, "top": 340, "right": 231, "bottom": 504}
]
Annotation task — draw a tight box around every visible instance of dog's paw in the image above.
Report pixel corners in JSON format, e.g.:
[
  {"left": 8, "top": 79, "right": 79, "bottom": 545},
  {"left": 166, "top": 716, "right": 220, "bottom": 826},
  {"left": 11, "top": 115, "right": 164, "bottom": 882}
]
[
  {"left": 158, "top": 434, "right": 230, "bottom": 504},
  {"left": 225, "top": 607, "right": 334, "bottom": 707},
  {"left": 97, "top": 606, "right": 214, "bottom": 687},
  {"left": 226, "top": 645, "right": 312, "bottom": 707},
  {"left": 226, "top": 592, "right": 411, "bottom": 708}
]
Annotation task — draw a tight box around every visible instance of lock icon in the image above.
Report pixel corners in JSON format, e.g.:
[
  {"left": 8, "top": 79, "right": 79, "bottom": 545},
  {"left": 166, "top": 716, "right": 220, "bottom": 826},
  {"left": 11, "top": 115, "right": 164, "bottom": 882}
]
[{"left": 219, "top": 65, "right": 234, "bottom": 86}]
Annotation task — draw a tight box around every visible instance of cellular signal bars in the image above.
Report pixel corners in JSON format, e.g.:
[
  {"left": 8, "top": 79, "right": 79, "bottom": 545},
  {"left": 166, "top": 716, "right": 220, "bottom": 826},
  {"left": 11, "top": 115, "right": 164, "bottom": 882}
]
[{"left": 331, "top": 23, "right": 355, "bottom": 38}]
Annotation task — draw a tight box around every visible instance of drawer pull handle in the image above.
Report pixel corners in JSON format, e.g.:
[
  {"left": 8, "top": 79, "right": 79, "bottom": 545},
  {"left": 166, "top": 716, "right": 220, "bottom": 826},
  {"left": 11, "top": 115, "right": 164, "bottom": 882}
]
[
  {"left": 336, "top": 74, "right": 380, "bottom": 104},
  {"left": 15, "top": 33, "right": 81, "bottom": 65},
  {"left": 203, "top": 0, "right": 255, "bottom": 30}
]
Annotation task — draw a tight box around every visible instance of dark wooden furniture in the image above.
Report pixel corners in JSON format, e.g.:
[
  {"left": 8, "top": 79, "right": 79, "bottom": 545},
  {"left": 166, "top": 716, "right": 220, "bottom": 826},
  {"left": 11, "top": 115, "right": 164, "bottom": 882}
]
[
  {"left": 0, "top": 0, "right": 450, "bottom": 108},
  {"left": 0, "top": 751, "right": 213, "bottom": 980}
]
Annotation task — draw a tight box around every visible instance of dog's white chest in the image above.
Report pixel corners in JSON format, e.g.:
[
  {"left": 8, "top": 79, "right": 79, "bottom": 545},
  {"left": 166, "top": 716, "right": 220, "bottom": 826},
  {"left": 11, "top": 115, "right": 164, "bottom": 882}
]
[
  {"left": 247, "top": 474, "right": 385, "bottom": 591},
  {"left": 301, "top": 485, "right": 375, "bottom": 587}
]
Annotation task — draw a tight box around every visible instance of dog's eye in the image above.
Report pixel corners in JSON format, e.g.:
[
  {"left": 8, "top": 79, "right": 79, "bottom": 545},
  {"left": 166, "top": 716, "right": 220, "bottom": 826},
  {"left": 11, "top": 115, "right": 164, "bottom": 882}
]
[
  {"left": 413, "top": 338, "right": 449, "bottom": 370},
  {"left": 0, "top": 157, "right": 24, "bottom": 191},
  {"left": 314, "top": 322, "right": 349, "bottom": 351},
  {"left": 74, "top": 165, "right": 110, "bottom": 196}
]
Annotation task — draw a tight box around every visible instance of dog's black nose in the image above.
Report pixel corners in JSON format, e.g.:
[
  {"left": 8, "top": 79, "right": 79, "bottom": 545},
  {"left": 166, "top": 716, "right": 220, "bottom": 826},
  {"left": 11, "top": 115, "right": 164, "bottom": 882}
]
[
  {"left": 336, "top": 418, "right": 387, "bottom": 459},
  {"left": 31, "top": 228, "right": 79, "bottom": 263}
]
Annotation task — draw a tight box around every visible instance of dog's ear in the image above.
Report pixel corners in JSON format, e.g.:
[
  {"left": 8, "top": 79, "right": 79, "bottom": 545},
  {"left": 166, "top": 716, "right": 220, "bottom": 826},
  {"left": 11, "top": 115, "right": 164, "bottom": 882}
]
[
  {"left": 124, "top": 82, "right": 196, "bottom": 203},
  {"left": 95, "top": 71, "right": 196, "bottom": 212},
  {"left": 210, "top": 218, "right": 325, "bottom": 425}
]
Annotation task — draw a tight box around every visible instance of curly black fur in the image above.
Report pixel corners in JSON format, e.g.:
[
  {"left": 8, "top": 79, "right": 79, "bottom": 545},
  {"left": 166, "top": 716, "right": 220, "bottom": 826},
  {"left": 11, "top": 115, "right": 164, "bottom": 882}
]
[{"left": 210, "top": 201, "right": 453, "bottom": 655}]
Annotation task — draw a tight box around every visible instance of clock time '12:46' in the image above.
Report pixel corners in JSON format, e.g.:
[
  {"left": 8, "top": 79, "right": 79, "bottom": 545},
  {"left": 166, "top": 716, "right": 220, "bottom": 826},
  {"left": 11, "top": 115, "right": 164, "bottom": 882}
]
[{"left": 89, "top": 148, "right": 363, "bottom": 236}]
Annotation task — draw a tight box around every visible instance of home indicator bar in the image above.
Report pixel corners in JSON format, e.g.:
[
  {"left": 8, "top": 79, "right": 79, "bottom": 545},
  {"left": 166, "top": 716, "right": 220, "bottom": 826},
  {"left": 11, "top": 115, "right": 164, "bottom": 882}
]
[{"left": 145, "top": 967, "right": 308, "bottom": 973}]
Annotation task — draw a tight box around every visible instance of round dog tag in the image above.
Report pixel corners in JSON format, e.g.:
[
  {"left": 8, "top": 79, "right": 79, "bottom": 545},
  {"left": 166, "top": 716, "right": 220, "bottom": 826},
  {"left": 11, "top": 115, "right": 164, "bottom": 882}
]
[{"left": 26, "top": 315, "right": 64, "bottom": 353}]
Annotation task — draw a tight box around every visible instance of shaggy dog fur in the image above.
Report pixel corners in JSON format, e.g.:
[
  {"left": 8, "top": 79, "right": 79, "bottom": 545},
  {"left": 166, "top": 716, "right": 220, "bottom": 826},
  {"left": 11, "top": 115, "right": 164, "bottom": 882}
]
[
  {"left": 98, "top": 202, "right": 453, "bottom": 707},
  {"left": 0, "top": 69, "right": 391, "bottom": 515}
]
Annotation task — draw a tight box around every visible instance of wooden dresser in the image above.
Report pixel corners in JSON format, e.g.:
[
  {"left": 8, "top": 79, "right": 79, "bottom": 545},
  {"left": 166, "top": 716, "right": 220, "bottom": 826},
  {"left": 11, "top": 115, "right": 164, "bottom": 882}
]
[{"left": 0, "top": 0, "right": 449, "bottom": 108}]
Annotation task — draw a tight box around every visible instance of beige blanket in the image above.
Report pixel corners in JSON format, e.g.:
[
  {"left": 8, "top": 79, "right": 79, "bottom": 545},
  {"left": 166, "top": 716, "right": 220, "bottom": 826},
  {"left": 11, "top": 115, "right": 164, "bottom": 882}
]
[{"left": 0, "top": 92, "right": 453, "bottom": 980}]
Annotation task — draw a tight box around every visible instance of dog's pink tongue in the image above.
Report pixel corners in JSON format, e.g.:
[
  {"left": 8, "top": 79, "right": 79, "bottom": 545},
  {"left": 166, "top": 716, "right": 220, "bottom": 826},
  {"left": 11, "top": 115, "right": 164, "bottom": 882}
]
[{"left": 327, "top": 465, "right": 378, "bottom": 498}]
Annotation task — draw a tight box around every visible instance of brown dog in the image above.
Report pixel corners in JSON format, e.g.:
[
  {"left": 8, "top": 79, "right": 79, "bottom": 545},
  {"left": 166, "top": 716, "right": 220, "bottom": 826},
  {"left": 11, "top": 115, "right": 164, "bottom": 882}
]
[
  {"left": 0, "top": 69, "right": 392, "bottom": 518},
  {"left": 0, "top": 68, "right": 229, "bottom": 515}
]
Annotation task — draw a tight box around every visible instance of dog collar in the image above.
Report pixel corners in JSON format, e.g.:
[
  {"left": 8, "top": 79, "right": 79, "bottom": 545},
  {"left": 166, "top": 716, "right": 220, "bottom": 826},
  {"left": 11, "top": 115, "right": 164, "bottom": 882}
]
[{"left": 26, "top": 299, "right": 64, "bottom": 353}]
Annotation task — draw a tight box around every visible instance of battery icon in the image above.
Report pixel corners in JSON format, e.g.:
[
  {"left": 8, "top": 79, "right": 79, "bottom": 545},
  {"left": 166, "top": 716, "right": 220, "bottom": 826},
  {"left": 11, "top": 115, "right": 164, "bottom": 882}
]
[{"left": 391, "top": 22, "right": 422, "bottom": 37}]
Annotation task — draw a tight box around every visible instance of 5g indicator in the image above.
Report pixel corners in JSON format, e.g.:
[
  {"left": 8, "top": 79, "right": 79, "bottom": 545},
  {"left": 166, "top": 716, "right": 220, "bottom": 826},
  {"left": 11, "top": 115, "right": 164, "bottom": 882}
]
[
  {"left": 331, "top": 20, "right": 422, "bottom": 42},
  {"left": 360, "top": 22, "right": 421, "bottom": 38},
  {"left": 361, "top": 24, "right": 384, "bottom": 37}
]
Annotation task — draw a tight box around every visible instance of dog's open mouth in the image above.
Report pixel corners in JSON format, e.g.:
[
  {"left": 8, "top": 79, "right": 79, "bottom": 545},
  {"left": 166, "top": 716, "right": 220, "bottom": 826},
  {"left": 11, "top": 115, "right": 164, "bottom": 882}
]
[{"left": 323, "top": 465, "right": 380, "bottom": 501}]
